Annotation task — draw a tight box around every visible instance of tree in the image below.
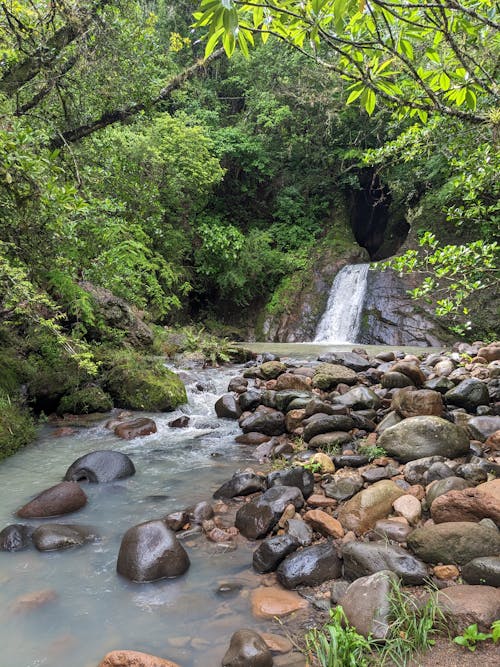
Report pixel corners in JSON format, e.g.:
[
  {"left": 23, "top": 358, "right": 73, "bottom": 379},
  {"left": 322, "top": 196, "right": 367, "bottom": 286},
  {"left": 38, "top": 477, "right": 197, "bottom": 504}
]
[{"left": 195, "top": 1, "right": 499, "bottom": 123}]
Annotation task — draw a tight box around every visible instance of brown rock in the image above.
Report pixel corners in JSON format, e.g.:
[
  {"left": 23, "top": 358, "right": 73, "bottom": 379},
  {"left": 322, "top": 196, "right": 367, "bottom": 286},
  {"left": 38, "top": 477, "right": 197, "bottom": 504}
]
[
  {"left": 430, "top": 487, "right": 500, "bottom": 524},
  {"left": 436, "top": 585, "right": 500, "bottom": 632},
  {"left": 433, "top": 564, "right": 460, "bottom": 580},
  {"left": 260, "top": 633, "right": 293, "bottom": 654},
  {"left": 407, "top": 485, "right": 425, "bottom": 501},
  {"left": 476, "top": 478, "right": 500, "bottom": 501},
  {"left": 235, "top": 432, "right": 271, "bottom": 445},
  {"left": 275, "top": 374, "right": 311, "bottom": 392},
  {"left": 478, "top": 344, "right": 500, "bottom": 362},
  {"left": 390, "top": 362, "right": 426, "bottom": 386},
  {"left": 485, "top": 430, "right": 500, "bottom": 451},
  {"left": 303, "top": 509, "right": 344, "bottom": 538},
  {"left": 391, "top": 388, "right": 443, "bottom": 418},
  {"left": 285, "top": 409, "right": 306, "bottom": 432},
  {"left": 17, "top": 482, "right": 87, "bottom": 518},
  {"left": 11, "top": 589, "right": 58, "bottom": 613},
  {"left": 97, "top": 650, "right": 180, "bottom": 667},
  {"left": 306, "top": 493, "right": 337, "bottom": 509},
  {"left": 251, "top": 586, "right": 308, "bottom": 619},
  {"left": 114, "top": 417, "right": 157, "bottom": 440},
  {"left": 309, "top": 452, "right": 335, "bottom": 473},
  {"left": 393, "top": 494, "right": 422, "bottom": 525},
  {"left": 337, "top": 480, "right": 405, "bottom": 535}
]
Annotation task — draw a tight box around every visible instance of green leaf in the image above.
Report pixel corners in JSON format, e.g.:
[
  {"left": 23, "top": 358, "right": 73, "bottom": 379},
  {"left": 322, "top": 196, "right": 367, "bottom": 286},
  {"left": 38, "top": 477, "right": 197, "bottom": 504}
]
[
  {"left": 204, "top": 26, "right": 224, "bottom": 58},
  {"left": 365, "top": 89, "right": 376, "bottom": 115},
  {"left": 346, "top": 87, "right": 364, "bottom": 104}
]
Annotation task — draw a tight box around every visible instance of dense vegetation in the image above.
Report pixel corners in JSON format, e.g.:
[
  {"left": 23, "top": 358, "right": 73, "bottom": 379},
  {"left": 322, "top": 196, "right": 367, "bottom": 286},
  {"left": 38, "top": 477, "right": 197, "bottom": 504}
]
[{"left": 0, "top": 1, "right": 498, "bottom": 455}]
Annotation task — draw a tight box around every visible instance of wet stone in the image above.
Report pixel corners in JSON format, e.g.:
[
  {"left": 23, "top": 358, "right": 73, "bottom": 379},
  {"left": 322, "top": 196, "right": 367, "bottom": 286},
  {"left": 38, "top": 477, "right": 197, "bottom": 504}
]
[
  {"left": 0, "top": 524, "right": 32, "bottom": 551},
  {"left": 253, "top": 534, "right": 300, "bottom": 574},
  {"left": 277, "top": 541, "right": 342, "bottom": 589},
  {"left": 461, "top": 556, "right": 500, "bottom": 587},
  {"left": 342, "top": 541, "right": 428, "bottom": 585},
  {"left": 222, "top": 629, "right": 273, "bottom": 667}
]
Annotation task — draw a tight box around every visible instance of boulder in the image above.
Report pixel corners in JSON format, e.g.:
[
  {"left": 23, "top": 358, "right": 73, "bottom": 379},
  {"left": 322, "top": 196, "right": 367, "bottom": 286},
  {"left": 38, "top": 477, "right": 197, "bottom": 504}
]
[
  {"left": 478, "top": 344, "right": 500, "bottom": 363},
  {"left": 391, "top": 389, "right": 443, "bottom": 418},
  {"left": 445, "top": 378, "right": 490, "bottom": 412},
  {"left": 64, "top": 450, "right": 135, "bottom": 483},
  {"left": 275, "top": 373, "right": 311, "bottom": 392},
  {"left": 97, "top": 651, "right": 180, "bottom": 667},
  {"left": 424, "top": 376, "right": 454, "bottom": 394},
  {"left": 267, "top": 468, "right": 314, "bottom": 499},
  {"left": 436, "top": 585, "right": 500, "bottom": 632},
  {"left": 462, "top": 556, "right": 500, "bottom": 587},
  {"left": 318, "top": 351, "right": 371, "bottom": 372},
  {"left": 377, "top": 416, "right": 470, "bottom": 462},
  {"left": 277, "top": 541, "right": 342, "bottom": 589},
  {"left": 214, "top": 472, "right": 267, "bottom": 499},
  {"left": 312, "top": 364, "right": 357, "bottom": 390},
  {"left": 407, "top": 522, "right": 500, "bottom": 565},
  {"left": 286, "top": 518, "right": 313, "bottom": 546},
  {"left": 189, "top": 500, "right": 214, "bottom": 524},
  {"left": 332, "top": 387, "right": 381, "bottom": 410},
  {"left": 259, "top": 485, "right": 305, "bottom": 518},
  {"left": 116, "top": 520, "right": 189, "bottom": 582},
  {"left": 390, "top": 362, "right": 425, "bottom": 386},
  {"left": 309, "top": 432, "right": 353, "bottom": 450},
  {"left": 342, "top": 541, "right": 428, "bottom": 585},
  {"left": 168, "top": 415, "right": 189, "bottom": 428},
  {"left": 260, "top": 361, "right": 287, "bottom": 379},
  {"left": 32, "top": 524, "right": 96, "bottom": 551},
  {"left": 0, "top": 524, "right": 32, "bottom": 551},
  {"left": 215, "top": 394, "right": 242, "bottom": 419},
  {"left": 240, "top": 411, "right": 286, "bottom": 436},
  {"left": 303, "top": 415, "right": 355, "bottom": 443},
  {"left": 235, "top": 432, "right": 270, "bottom": 446},
  {"left": 430, "top": 487, "right": 500, "bottom": 525},
  {"left": 228, "top": 376, "right": 248, "bottom": 393},
  {"left": 114, "top": 417, "right": 157, "bottom": 440},
  {"left": 17, "top": 482, "right": 87, "bottom": 518},
  {"left": 253, "top": 534, "right": 300, "bottom": 573},
  {"left": 337, "top": 480, "right": 405, "bottom": 535},
  {"left": 251, "top": 586, "right": 308, "bottom": 619},
  {"left": 222, "top": 629, "right": 273, "bottom": 667},
  {"left": 162, "top": 511, "right": 188, "bottom": 532},
  {"left": 239, "top": 389, "right": 263, "bottom": 412},
  {"left": 340, "top": 570, "right": 399, "bottom": 639}
]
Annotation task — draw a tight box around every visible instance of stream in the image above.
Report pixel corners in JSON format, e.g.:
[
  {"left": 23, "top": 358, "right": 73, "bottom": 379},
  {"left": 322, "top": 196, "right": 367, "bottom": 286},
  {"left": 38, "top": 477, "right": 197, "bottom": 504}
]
[{"left": 0, "top": 344, "right": 441, "bottom": 667}]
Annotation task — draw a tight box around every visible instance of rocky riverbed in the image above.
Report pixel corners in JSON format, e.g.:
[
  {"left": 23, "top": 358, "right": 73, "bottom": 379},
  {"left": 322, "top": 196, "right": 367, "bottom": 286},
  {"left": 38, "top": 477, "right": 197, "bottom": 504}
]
[{"left": 1, "top": 342, "right": 500, "bottom": 666}]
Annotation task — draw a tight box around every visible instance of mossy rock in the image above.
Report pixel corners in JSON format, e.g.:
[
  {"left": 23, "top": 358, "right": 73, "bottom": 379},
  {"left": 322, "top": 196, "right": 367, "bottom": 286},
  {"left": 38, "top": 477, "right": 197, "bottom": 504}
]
[
  {"left": 57, "top": 386, "right": 113, "bottom": 415},
  {"left": 0, "top": 398, "right": 36, "bottom": 461},
  {"left": 103, "top": 350, "right": 187, "bottom": 411},
  {"left": 0, "top": 348, "right": 33, "bottom": 395}
]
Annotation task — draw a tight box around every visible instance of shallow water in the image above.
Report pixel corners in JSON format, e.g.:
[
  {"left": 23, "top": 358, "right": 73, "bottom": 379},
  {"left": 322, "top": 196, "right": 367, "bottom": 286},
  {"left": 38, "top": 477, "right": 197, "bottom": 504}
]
[{"left": 0, "top": 365, "right": 275, "bottom": 667}]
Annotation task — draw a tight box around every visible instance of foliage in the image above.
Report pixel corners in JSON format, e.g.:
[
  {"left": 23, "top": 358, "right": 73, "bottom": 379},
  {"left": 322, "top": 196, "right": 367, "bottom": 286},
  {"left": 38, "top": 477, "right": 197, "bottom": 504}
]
[
  {"left": 195, "top": 0, "right": 498, "bottom": 122},
  {"left": 0, "top": 393, "right": 36, "bottom": 461},
  {"left": 306, "top": 586, "right": 445, "bottom": 666},
  {"left": 357, "top": 443, "right": 388, "bottom": 461},
  {"left": 453, "top": 621, "right": 500, "bottom": 652}
]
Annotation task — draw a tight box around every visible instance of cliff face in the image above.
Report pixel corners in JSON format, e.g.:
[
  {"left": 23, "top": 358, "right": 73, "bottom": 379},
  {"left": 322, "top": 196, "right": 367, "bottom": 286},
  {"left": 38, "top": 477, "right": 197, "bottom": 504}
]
[{"left": 357, "top": 268, "right": 451, "bottom": 347}]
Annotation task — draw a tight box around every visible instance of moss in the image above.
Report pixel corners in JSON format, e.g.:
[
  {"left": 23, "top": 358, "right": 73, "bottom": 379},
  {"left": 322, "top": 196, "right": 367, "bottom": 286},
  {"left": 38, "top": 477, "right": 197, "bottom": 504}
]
[
  {"left": 102, "top": 349, "right": 187, "bottom": 411},
  {"left": 57, "top": 386, "right": 113, "bottom": 415},
  {"left": 0, "top": 348, "right": 33, "bottom": 396},
  {"left": 0, "top": 397, "right": 36, "bottom": 461}
]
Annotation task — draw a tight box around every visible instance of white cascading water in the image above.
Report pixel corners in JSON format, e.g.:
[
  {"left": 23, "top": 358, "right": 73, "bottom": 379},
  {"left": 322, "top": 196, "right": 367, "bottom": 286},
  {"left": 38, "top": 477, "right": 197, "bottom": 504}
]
[{"left": 314, "top": 263, "right": 370, "bottom": 343}]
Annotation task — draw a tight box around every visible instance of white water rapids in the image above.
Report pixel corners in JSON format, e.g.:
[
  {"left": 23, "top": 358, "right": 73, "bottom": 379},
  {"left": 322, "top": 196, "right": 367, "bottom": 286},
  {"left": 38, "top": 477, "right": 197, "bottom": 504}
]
[{"left": 314, "top": 263, "right": 370, "bottom": 344}]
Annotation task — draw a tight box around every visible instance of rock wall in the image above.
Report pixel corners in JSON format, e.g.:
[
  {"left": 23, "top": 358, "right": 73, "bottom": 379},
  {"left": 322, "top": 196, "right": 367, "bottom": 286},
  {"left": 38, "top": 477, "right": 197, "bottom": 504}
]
[{"left": 357, "top": 268, "right": 451, "bottom": 347}]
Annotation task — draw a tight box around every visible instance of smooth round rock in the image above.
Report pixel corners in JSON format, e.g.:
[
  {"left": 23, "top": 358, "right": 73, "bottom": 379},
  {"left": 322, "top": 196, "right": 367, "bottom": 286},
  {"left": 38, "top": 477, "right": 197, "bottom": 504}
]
[
  {"left": 253, "top": 534, "right": 300, "bottom": 573},
  {"left": 407, "top": 522, "right": 500, "bottom": 565},
  {"left": 17, "top": 482, "right": 87, "bottom": 518},
  {"left": 277, "top": 541, "right": 342, "bottom": 589},
  {"left": 240, "top": 411, "right": 286, "bottom": 436},
  {"left": 222, "top": 629, "right": 273, "bottom": 667},
  {"left": 267, "top": 467, "right": 314, "bottom": 498},
  {"left": 64, "top": 450, "right": 135, "bottom": 483},
  {"left": 114, "top": 418, "right": 157, "bottom": 440},
  {"left": 342, "top": 541, "right": 428, "bottom": 585},
  {"left": 340, "top": 570, "right": 399, "bottom": 639},
  {"left": 0, "top": 524, "right": 32, "bottom": 551},
  {"left": 377, "top": 416, "right": 470, "bottom": 462},
  {"left": 117, "top": 520, "right": 190, "bottom": 582},
  {"left": 337, "top": 480, "right": 405, "bottom": 535},
  {"left": 32, "top": 524, "right": 96, "bottom": 551},
  {"left": 426, "top": 477, "right": 469, "bottom": 507},
  {"left": 215, "top": 394, "right": 242, "bottom": 419},
  {"left": 445, "top": 378, "right": 490, "bottom": 412},
  {"left": 214, "top": 472, "right": 267, "bottom": 499},
  {"left": 462, "top": 556, "right": 500, "bottom": 587}
]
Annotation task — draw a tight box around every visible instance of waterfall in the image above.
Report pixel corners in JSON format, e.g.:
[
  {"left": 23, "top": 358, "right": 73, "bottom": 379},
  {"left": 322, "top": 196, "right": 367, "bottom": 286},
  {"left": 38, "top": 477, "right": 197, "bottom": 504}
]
[{"left": 314, "top": 263, "right": 370, "bottom": 343}]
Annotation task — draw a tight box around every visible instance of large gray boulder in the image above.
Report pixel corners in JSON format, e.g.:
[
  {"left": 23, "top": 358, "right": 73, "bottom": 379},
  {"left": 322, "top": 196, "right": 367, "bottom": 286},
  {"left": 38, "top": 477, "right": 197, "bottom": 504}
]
[
  {"left": 377, "top": 416, "right": 470, "bottom": 462},
  {"left": 303, "top": 415, "right": 355, "bottom": 443},
  {"left": 117, "top": 520, "right": 190, "bottom": 582},
  {"left": 64, "top": 450, "right": 135, "bottom": 483},
  {"left": 445, "top": 378, "right": 490, "bottom": 412},
  {"left": 407, "top": 521, "right": 500, "bottom": 565},
  {"left": 342, "top": 541, "right": 428, "bottom": 585},
  {"left": 340, "top": 570, "right": 399, "bottom": 639},
  {"left": 277, "top": 541, "right": 342, "bottom": 589}
]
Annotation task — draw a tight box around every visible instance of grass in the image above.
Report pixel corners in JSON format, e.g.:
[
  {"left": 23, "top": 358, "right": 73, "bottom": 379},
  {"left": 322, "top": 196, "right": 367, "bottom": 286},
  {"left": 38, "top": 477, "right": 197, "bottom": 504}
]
[{"left": 305, "top": 584, "right": 446, "bottom": 667}]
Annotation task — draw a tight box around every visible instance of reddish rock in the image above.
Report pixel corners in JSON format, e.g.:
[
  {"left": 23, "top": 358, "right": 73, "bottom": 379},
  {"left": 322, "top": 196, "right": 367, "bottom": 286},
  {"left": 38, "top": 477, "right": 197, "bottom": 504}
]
[
  {"left": 393, "top": 494, "right": 422, "bottom": 525},
  {"left": 11, "top": 589, "right": 58, "bottom": 613},
  {"left": 17, "top": 482, "right": 87, "bottom": 518},
  {"left": 285, "top": 409, "right": 306, "bottom": 432},
  {"left": 476, "top": 478, "right": 500, "bottom": 501},
  {"left": 51, "top": 427, "right": 75, "bottom": 438},
  {"left": 433, "top": 564, "right": 459, "bottom": 580},
  {"left": 430, "top": 487, "right": 500, "bottom": 524},
  {"left": 235, "top": 432, "right": 271, "bottom": 445},
  {"left": 390, "top": 362, "right": 426, "bottom": 386},
  {"left": 478, "top": 344, "right": 500, "bottom": 362},
  {"left": 436, "top": 585, "right": 500, "bottom": 632},
  {"left": 114, "top": 417, "right": 157, "bottom": 440},
  {"left": 306, "top": 493, "right": 337, "bottom": 509},
  {"left": 251, "top": 586, "right": 308, "bottom": 619},
  {"left": 98, "top": 650, "right": 180, "bottom": 667},
  {"left": 391, "top": 388, "right": 443, "bottom": 418},
  {"left": 484, "top": 430, "right": 500, "bottom": 451},
  {"left": 275, "top": 373, "right": 311, "bottom": 392},
  {"left": 303, "top": 509, "right": 344, "bottom": 538}
]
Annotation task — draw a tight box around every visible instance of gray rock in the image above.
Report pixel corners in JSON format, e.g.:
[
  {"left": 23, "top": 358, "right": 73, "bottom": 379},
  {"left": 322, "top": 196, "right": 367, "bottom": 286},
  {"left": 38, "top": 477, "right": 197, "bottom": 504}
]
[
  {"left": 404, "top": 456, "right": 447, "bottom": 485},
  {"left": 189, "top": 501, "right": 214, "bottom": 524},
  {"left": 333, "top": 455, "right": 369, "bottom": 468},
  {"left": 426, "top": 461, "right": 455, "bottom": 484},
  {"left": 286, "top": 518, "right": 313, "bottom": 546},
  {"left": 436, "top": 585, "right": 500, "bottom": 633},
  {"left": 222, "top": 629, "right": 273, "bottom": 667},
  {"left": 303, "top": 415, "right": 355, "bottom": 443},
  {"left": 235, "top": 502, "right": 276, "bottom": 540},
  {"left": 253, "top": 534, "right": 300, "bottom": 573},
  {"left": 369, "top": 520, "right": 412, "bottom": 543},
  {"left": 215, "top": 394, "right": 242, "bottom": 419},
  {"left": 333, "top": 387, "right": 381, "bottom": 410},
  {"left": 323, "top": 474, "right": 363, "bottom": 502},
  {"left": 0, "top": 524, "right": 32, "bottom": 551},
  {"left": 361, "top": 467, "right": 392, "bottom": 483},
  {"left": 228, "top": 376, "right": 248, "bottom": 393},
  {"left": 445, "top": 378, "right": 490, "bottom": 412},
  {"left": 214, "top": 472, "right": 267, "bottom": 499},
  {"left": 64, "top": 450, "right": 135, "bottom": 483},
  {"left": 424, "top": 376, "right": 455, "bottom": 394},
  {"left": 240, "top": 411, "right": 286, "bottom": 436},
  {"left": 340, "top": 570, "right": 399, "bottom": 639},
  {"left": 407, "top": 522, "right": 500, "bottom": 565},
  {"left": 258, "top": 486, "right": 304, "bottom": 518},
  {"left": 32, "top": 524, "right": 96, "bottom": 551},
  {"left": 425, "top": 477, "right": 469, "bottom": 507},
  {"left": 318, "top": 351, "right": 371, "bottom": 372},
  {"left": 455, "top": 463, "right": 488, "bottom": 485},
  {"left": 462, "top": 556, "right": 500, "bottom": 587},
  {"left": 467, "top": 416, "right": 500, "bottom": 441},
  {"left": 117, "top": 520, "right": 190, "bottom": 582},
  {"left": 277, "top": 541, "right": 342, "bottom": 589},
  {"left": 267, "top": 467, "right": 314, "bottom": 498},
  {"left": 239, "top": 389, "right": 263, "bottom": 412},
  {"left": 330, "top": 580, "right": 350, "bottom": 604},
  {"left": 381, "top": 372, "right": 415, "bottom": 389},
  {"left": 342, "top": 541, "right": 428, "bottom": 585},
  {"left": 304, "top": 399, "right": 348, "bottom": 417},
  {"left": 376, "top": 411, "right": 402, "bottom": 434},
  {"left": 378, "top": 416, "right": 470, "bottom": 462},
  {"left": 309, "top": 432, "right": 353, "bottom": 450}
]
